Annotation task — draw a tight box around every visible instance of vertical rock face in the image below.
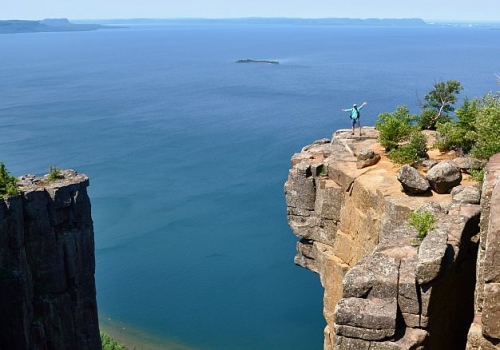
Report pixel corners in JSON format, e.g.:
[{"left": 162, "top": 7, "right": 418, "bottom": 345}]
[
  {"left": 467, "top": 153, "right": 500, "bottom": 349},
  {"left": 285, "top": 129, "right": 483, "bottom": 349},
  {"left": 0, "top": 170, "right": 101, "bottom": 350}
]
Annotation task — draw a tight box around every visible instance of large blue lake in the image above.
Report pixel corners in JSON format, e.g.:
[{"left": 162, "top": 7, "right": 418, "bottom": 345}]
[{"left": 1, "top": 23, "right": 499, "bottom": 349}]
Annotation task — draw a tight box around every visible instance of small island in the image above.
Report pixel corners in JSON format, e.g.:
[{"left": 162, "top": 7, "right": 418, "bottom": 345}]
[{"left": 236, "top": 59, "right": 279, "bottom": 64}]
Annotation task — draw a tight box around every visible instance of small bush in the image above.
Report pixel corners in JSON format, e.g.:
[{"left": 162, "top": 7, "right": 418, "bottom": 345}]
[
  {"left": 100, "top": 332, "right": 125, "bottom": 350},
  {"left": 375, "top": 105, "right": 417, "bottom": 151},
  {"left": 48, "top": 165, "right": 62, "bottom": 182},
  {"left": 408, "top": 209, "right": 436, "bottom": 240},
  {"left": 469, "top": 167, "right": 485, "bottom": 184},
  {"left": 0, "top": 162, "right": 19, "bottom": 196}
]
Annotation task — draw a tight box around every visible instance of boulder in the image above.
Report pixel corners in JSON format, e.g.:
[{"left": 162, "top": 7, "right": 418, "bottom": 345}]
[
  {"left": 334, "top": 297, "right": 397, "bottom": 331},
  {"left": 453, "top": 156, "right": 484, "bottom": 173},
  {"left": 426, "top": 160, "right": 462, "bottom": 194},
  {"left": 451, "top": 185, "right": 481, "bottom": 204},
  {"left": 417, "top": 202, "right": 444, "bottom": 217},
  {"left": 421, "top": 159, "right": 438, "bottom": 172},
  {"left": 356, "top": 149, "right": 381, "bottom": 169},
  {"left": 416, "top": 228, "right": 448, "bottom": 285},
  {"left": 397, "top": 165, "right": 430, "bottom": 194},
  {"left": 343, "top": 252, "right": 399, "bottom": 299}
]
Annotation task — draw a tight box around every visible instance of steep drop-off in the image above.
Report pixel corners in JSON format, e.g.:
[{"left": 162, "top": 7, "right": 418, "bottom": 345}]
[
  {"left": 0, "top": 170, "right": 100, "bottom": 349},
  {"left": 285, "top": 129, "right": 490, "bottom": 349}
]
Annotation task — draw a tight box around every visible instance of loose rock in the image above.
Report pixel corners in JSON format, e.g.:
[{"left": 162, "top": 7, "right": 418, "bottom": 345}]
[
  {"left": 356, "top": 149, "right": 381, "bottom": 169},
  {"left": 397, "top": 165, "right": 430, "bottom": 194},
  {"left": 451, "top": 185, "right": 481, "bottom": 204},
  {"left": 426, "top": 160, "right": 462, "bottom": 194}
]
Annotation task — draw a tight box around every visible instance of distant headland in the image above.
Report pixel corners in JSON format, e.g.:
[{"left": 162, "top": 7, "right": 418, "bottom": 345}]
[
  {"left": 236, "top": 59, "right": 279, "bottom": 64},
  {"left": 0, "top": 18, "right": 120, "bottom": 34}
]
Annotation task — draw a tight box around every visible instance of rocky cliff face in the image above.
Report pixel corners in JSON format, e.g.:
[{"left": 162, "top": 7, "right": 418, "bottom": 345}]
[
  {"left": 285, "top": 129, "right": 488, "bottom": 349},
  {"left": 0, "top": 170, "right": 101, "bottom": 349},
  {"left": 467, "top": 153, "right": 500, "bottom": 349}
]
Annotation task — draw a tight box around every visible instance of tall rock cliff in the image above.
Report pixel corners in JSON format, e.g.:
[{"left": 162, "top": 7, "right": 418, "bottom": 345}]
[
  {"left": 0, "top": 170, "right": 101, "bottom": 349},
  {"left": 285, "top": 129, "right": 487, "bottom": 349},
  {"left": 467, "top": 153, "right": 500, "bottom": 349}
]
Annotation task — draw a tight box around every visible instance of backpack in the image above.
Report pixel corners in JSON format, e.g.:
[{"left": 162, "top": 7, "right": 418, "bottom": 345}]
[{"left": 352, "top": 108, "right": 360, "bottom": 120}]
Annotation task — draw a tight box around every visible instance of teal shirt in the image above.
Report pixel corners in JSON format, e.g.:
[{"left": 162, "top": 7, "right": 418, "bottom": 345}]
[{"left": 344, "top": 105, "right": 364, "bottom": 119}]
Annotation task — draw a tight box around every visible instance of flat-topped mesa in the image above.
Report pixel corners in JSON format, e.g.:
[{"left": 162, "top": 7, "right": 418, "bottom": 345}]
[
  {"left": 285, "top": 128, "right": 484, "bottom": 349},
  {"left": 0, "top": 169, "right": 101, "bottom": 350}
]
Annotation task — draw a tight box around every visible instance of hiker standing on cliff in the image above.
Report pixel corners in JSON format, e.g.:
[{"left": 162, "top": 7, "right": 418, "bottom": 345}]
[{"left": 342, "top": 102, "right": 367, "bottom": 136}]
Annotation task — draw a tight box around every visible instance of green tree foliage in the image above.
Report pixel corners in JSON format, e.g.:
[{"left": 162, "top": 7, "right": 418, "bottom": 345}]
[
  {"left": 100, "top": 332, "right": 125, "bottom": 350},
  {"left": 435, "top": 92, "right": 500, "bottom": 160},
  {"left": 435, "top": 98, "right": 478, "bottom": 153},
  {"left": 469, "top": 93, "right": 500, "bottom": 159},
  {"left": 375, "top": 106, "right": 427, "bottom": 165},
  {"left": 419, "top": 80, "right": 463, "bottom": 129},
  {"left": 0, "top": 162, "right": 19, "bottom": 196}
]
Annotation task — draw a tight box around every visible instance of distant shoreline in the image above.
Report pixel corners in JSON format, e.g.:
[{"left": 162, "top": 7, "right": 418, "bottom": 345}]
[
  {"left": 3, "top": 18, "right": 499, "bottom": 31},
  {"left": 73, "top": 17, "right": 500, "bottom": 28},
  {"left": 99, "top": 316, "right": 198, "bottom": 350},
  {"left": 77, "top": 17, "right": 428, "bottom": 27},
  {"left": 0, "top": 18, "right": 122, "bottom": 34}
]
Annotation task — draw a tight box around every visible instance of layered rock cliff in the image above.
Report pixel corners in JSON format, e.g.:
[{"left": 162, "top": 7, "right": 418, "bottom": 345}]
[
  {"left": 0, "top": 170, "right": 100, "bottom": 349},
  {"left": 467, "top": 153, "right": 500, "bottom": 349},
  {"left": 285, "top": 129, "right": 495, "bottom": 349}
]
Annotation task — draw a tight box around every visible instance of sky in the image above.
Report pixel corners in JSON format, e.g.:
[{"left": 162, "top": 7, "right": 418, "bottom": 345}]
[{"left": 2, "top": 0, "right": 500, "bottom": 22}]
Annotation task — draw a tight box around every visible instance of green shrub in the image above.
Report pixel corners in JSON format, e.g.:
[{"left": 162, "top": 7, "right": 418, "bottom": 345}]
[
  {"left": 100, "top": 332, "right": 125, "bottom": 350},
  {"left": 0, "top": 162, "right": 19, "bottom": 196},
  {"left": 48, "top": 165, "right": 62, "bottom": 182},
  {"left": 434, "top": 93, "right": 500, "bottom": 159},
  {"left": 387, "top": 131, "right": 427, "bottom": 165},
  {"left": 469, "top": 93, "right": 500, "bottom": 159},
  {"left": 375, "top": 105, "right": 418, "bottom": 151},
  {"left": 408, "top": 209, "right": 436, "bottom": 240},
  {"left": 435, "top": 98, "right": 478, "bottom": 153},
  {"left": 376, "top": 106, "right": 427, "bottom": 165},
  {"left": 469, "top": 168, "right": 485, "bottom": 183}
]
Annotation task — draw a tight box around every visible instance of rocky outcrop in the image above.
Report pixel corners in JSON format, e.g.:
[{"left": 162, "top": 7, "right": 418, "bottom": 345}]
[
  {"left": 466, "top": 153, "right": 500, "bottom": 349},
  {"left": 285, "top": 129, "right": 484, "bottom": 349},
  {"left": 0, "top": 170, "right": 101, "bottom": 350}
]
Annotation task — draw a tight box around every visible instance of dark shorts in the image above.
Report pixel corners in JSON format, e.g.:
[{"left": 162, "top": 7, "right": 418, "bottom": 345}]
[{"left": 351, "top": 118, "right": 360, "bottom": 127}]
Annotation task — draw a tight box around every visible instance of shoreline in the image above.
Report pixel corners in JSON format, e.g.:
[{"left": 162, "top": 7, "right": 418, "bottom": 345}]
[{"left": 99, "top": 316, "right": 200, "bottom": 350}]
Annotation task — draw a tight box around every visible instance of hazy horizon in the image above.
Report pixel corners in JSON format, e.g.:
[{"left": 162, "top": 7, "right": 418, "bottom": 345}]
[
  {"left": 2, "top": 0, "right": 500, "bottom": 22},
  {"left": 4, "top": 16, "right": 500, "bottom": 25}
]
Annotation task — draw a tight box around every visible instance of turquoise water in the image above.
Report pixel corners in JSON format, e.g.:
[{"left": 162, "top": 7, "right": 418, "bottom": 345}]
[{"left": 1, "top": 24, "right": 499, "bottom": 349}]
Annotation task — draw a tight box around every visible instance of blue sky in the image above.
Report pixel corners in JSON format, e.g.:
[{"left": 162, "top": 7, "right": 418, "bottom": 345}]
[{"left": 2, "top": 0, "right": 500, "bottom": 21}]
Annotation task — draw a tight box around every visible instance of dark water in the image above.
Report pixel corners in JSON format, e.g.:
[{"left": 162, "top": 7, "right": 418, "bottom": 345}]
[{"left": 0, "top": 24, "right": 499, "bottom": 349}]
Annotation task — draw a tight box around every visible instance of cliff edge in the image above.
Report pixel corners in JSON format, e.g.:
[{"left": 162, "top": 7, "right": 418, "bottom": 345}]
[
  {"left": 0, "top": 170, "right": 100, "bottom": 349},
  {"left": 285, "top": 129, "right": 497, "bottom": 349}
]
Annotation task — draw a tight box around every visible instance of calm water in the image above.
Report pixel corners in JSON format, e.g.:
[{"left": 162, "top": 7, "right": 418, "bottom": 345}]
[{"left": 1, "top": 23, "right": 499, "bottom": 349}]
